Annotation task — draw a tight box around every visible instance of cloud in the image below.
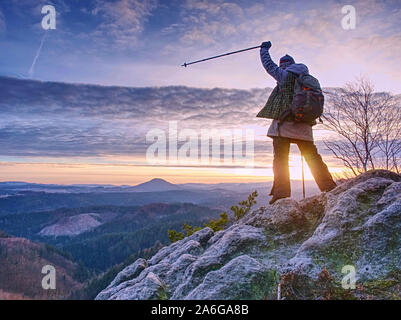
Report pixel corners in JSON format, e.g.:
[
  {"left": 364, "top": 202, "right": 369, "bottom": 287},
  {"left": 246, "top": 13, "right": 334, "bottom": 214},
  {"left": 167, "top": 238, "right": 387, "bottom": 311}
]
[
  {"left": 0, "top": 76, "right": 267, "bottom": 126},
  {"left": 0, "top": 9, "right": 5, "bottom": 34},
  {"left": 1, "top": 0, "right": 400, "bottom": 93},
  {"left": 178, "top": 0, "right": 244, "bottom": 46},
  {"left": 147, "top": 0, "right": 401, "bottom": 92},
  {"left": 0, "top": 76, "right": 269, "bottom": 158},
  {"left": 90, "top": 0, "right": 158, "bottom": 49},
  {"left": 0, "top": 76, "right": 342, "bottom": 164}
]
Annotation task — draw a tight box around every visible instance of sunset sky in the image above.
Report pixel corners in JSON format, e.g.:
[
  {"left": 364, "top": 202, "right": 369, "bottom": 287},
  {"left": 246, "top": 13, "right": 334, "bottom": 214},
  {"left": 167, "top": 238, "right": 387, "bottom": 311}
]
[{"left": 0, "top": 0, "right": 400, "bottom": 185}]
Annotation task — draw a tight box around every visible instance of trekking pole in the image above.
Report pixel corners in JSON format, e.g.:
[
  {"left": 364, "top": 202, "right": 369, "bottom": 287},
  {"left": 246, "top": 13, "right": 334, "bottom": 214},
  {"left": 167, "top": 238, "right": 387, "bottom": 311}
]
[
  {"left": 301, "top": 155, "right": 306, "bottom": 199},
  {"left": 181, "top": 45, "right": 261, "bottom": 67}
]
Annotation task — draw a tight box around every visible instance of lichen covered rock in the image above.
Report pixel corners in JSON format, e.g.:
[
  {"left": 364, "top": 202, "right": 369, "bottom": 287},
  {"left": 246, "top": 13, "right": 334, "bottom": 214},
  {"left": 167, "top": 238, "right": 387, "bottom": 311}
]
[{"left": 96, "top": 170, "right": 401, "bottom": 300}]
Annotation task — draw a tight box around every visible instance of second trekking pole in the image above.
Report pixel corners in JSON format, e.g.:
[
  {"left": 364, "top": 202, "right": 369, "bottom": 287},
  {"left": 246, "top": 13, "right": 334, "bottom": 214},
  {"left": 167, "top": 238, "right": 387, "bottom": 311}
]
[{"left": 301, "top": 155, "right": 306, "bottom": 199}]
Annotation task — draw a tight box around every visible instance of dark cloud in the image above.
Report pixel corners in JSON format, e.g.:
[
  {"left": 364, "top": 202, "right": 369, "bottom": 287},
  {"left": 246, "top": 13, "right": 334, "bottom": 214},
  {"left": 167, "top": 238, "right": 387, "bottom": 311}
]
[
  {"left": 0, "top": 76, "right": 268, "bottom": 123},
  {"left": 0, "top": 76, "right": 335, "bottom": 160}
]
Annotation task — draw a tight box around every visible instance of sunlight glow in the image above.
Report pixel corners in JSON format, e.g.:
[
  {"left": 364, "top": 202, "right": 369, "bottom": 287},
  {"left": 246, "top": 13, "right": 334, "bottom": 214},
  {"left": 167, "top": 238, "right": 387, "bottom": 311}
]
[{"left": 0, "top": 154, "right": 345, "bottom": 185}]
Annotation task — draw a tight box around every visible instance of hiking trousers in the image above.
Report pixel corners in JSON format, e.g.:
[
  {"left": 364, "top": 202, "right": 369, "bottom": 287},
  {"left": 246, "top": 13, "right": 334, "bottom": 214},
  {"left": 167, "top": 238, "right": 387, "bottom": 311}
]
[{"left": 271, "top": 136, "right": 336, "bottom": 197}]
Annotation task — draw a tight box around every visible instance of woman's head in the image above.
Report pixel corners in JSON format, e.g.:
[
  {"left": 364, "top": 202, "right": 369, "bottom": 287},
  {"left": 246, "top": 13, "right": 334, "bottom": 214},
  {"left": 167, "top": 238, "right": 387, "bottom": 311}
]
[{"left": 279, "top": 54, "right": 295, "bottom": 69}]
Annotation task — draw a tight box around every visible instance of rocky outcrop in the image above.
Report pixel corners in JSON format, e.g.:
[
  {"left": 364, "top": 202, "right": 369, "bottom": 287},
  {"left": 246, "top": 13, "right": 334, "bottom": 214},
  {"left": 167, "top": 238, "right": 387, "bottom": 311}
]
[{"left": 96, "top": 170, "right": 401, "bottom": 300}]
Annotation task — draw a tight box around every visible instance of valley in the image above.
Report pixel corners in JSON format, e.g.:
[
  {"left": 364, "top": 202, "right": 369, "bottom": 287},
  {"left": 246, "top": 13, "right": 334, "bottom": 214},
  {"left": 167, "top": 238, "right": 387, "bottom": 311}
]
[{"left": 0, "top": 178, "right": 319, "bottom": 299}]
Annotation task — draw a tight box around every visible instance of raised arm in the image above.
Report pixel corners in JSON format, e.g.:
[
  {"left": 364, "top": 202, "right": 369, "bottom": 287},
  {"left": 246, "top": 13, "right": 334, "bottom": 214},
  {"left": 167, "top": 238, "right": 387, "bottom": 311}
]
[{"left": 260, "top": 42, "right": 288, "bottom": 85}]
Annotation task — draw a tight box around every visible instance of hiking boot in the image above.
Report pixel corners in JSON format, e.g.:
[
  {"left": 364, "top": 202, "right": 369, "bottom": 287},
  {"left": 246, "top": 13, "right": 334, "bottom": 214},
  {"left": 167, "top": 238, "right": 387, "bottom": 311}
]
[
  {"left": 322, "top": 182, "right": 337, "bottom": 192},
  {"left": 269, "top": 195, "right": 289, "bottom": 205}
]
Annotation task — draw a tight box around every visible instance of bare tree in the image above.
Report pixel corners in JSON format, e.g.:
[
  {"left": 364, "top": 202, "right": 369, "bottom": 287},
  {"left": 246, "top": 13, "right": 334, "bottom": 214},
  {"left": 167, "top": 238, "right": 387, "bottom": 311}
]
[
  {"left": 375, "top": 95, "right": 401, "bottom": 173},
  {"left": 322, "top": 77, "right": 401, "bottom": 176}
]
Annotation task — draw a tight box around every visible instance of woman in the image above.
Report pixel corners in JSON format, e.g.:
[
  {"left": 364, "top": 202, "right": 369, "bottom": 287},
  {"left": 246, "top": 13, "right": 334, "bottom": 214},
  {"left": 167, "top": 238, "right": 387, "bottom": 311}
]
[{"left": 257, "top": 41, "right": 336, "bottom": 204}]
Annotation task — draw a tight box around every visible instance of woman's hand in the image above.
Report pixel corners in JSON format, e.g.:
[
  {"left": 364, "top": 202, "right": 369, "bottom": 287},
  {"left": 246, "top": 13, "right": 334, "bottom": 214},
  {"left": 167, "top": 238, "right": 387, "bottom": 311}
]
[{"left": 261, "top": 41, "right": 272, "bottom": 50}]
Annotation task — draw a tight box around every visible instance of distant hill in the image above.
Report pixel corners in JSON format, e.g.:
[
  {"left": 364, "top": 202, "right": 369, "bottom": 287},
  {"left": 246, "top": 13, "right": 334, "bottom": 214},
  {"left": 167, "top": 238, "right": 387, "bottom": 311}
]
[
  {"left": 0, "top": 189, "right": 240, "bottom": 216},
  {"left": 0, "top": 178, "right": 180, "bottom": 194},
  {"left": 131, "top": 178, "right": 181, "bottom": 192},
  {"left": 0, "top": 203, "right": 221, "bottom": 271},
  {"left": 38, "top": 213, "right": 103, "bottom": 237},
  {"left": 0, "top": 178, "right": 318, "bottom": 194},
  {"left": 0, "top": 179, "right": 319, "bottom": 216},
  {"left": 0, "top": 232, "right": 86, "bottom": 300}
]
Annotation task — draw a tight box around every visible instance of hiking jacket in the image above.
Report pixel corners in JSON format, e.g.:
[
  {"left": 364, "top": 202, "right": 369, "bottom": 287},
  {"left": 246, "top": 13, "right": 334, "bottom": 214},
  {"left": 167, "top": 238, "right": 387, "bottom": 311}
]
[
  {"left": 259, "top": 47, "right": 313, "bottom": 142},
  {"left": 256, "top": 71, "right": 297, "bottom": 120}
]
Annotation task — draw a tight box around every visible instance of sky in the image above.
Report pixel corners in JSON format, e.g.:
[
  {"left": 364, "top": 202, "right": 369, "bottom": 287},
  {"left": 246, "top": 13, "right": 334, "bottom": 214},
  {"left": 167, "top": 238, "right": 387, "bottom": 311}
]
[{"left": 0, "top": 0, "right": 400, "bottom": 185}]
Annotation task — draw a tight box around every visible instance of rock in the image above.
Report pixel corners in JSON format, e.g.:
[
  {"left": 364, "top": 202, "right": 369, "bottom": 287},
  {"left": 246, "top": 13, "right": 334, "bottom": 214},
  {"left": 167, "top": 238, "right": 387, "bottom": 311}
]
[
  {"left": 185, "top": 255, "right": 277, "bottom": 300},
  {"left": 108, "top": 272, "right": 166, "bottom": 300},
  {"left": 171, "top": 224, "right": 269, "bottom": 299},
  {"left": 243, "top": 199, "right": 309, "bottom": 235},
  {"left": 163, "top": 254, "right": 198, "bottom": 290},
  {"left": 148, "top": 227, "right": 213, "bottom": 266},
  {"left": 97, "top": 170, "right": 401, "bottom": 300},
  {"left": 95, "top": 263, "right": 171, "bottom": 300},
  {"left": 107, "top": 258, "right": 147, "bottom": 289},
  {"left": 377, "top": 182, "right": 401, "bottom": 208}
]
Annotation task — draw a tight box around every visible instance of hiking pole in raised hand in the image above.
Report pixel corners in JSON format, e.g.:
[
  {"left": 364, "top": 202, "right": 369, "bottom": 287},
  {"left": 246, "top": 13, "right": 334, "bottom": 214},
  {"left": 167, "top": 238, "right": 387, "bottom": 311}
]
[{"left": 181, "top": 45, "right": 261, "bottom": 67}]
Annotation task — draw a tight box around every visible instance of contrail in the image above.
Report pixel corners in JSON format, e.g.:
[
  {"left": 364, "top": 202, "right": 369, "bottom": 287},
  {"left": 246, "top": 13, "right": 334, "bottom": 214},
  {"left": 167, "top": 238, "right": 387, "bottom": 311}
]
[{"left": 28, "top": 31, "right": 48, "bottom": 78}]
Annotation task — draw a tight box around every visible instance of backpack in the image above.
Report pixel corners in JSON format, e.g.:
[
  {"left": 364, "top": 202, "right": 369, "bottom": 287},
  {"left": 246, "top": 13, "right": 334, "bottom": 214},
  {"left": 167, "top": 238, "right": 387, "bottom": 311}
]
[{"left": 278, "top": 72, "right": 324, "bottom": 124}]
